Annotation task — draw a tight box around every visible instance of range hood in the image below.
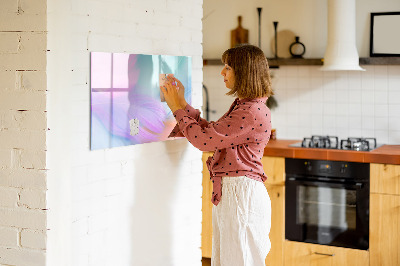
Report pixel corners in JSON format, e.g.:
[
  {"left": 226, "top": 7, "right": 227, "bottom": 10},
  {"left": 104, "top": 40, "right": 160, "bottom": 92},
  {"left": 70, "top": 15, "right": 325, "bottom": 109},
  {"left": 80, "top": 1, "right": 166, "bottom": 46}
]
[{"left": 320, "top": 0, "right": 365, "bottom": 71}]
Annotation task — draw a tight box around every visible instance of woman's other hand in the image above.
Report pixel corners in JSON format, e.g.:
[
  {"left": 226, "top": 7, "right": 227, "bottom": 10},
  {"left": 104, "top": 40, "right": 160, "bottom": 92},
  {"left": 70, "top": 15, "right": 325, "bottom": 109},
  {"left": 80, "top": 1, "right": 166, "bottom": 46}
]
[
  {"left": 161, "top": 78, "right": 184, "bottom": 113},
  {"left": 170, "top": 76, "right": 187, "bottom": 108}
]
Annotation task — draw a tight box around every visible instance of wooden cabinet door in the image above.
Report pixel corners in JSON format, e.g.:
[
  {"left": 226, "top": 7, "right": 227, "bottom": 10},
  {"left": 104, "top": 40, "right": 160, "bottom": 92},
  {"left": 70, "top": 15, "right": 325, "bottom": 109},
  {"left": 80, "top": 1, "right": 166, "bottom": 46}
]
[
  {"left": 262, "top": 156, "right": 285, "bottom": 265},
  {"left": 284, "top": 241, "right": 369, "bottom": 266},
  {"left": 262, "top": 156, "right": 285, "bottom": 186},
  {"left": 201, "top": 152, "right": 213, "bottom": 258},
  {"left": 370, "top": 163, "right": 400, "bottom": 195},
  {"left": 370, "top": 193, "right": 400, "bottom": 266},
  {"left": 264, "top": 184, "right": 284, "bottom": 266}
]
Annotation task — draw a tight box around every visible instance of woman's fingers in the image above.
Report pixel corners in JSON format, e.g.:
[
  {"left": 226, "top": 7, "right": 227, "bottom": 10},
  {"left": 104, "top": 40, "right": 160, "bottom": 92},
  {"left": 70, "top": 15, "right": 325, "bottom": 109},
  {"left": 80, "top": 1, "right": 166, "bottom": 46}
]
[
  {"left": 174, "top": 78, "right": 184, "bottom": 89},
  {"left": 160, "top": 85, "right": 167, "bottom": 96},
  {"left": 163, "top": 81, "right": 175, "bottom": 95},
  {"left": 167, "top": 76, "right": 186, "bottom": 106},
  {"left": 161, "top": 79, "right": 180, "bottom": 108},
  {"left": 160, "top": 76, "right": 184, "bottom": 112}
]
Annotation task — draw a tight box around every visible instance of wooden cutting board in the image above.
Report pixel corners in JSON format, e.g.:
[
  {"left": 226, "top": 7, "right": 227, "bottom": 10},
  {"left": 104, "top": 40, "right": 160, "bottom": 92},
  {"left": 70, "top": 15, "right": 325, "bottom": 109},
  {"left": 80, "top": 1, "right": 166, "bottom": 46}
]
[{"left": 231, "top": 16, "right": 249, "bottom": 48}]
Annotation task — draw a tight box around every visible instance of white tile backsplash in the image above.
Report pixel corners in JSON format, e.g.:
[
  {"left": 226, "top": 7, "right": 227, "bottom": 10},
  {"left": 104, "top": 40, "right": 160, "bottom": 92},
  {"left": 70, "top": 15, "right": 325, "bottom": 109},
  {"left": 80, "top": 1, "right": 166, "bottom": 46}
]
[
  {"left": 389, "top": 104, "right": 400, "bottom": 117},
  {"left": 362, "top": 90, "right": 375, "bottom": 103},
  {"left": 374, "top": 65, "right": 388, "bottom": 77},
  {"left": 336, "top": 90, "right": 349, "bottom": 103},
  {"left": 203, "top": 64, "right": 400, "bottom": 145},
  {"left": 374, "top": 77, "right": 388, "bottom": 91},
  {"left": 388, "top": 91, "right": 400, "bottom": 104},
  {"left": 323, "top": 103, "right": 336, "bottom": 116},
  {"left": 389, "top": 117, "right": 400, "bottom": 131},
  {"left": 389, "top": 131, "right": 400, "bottom": 143},
  {"left": 388, "top": 76, "right": 400, "bottom": 91},
  {"left": 286, "top": 77, "right": 299, "bottom": 89},
  {"left": 375, "top": 104, "right": 389, "bottom": 117},
  {"left": 374, "top": 90, "right": 388, "bottom": 104}
]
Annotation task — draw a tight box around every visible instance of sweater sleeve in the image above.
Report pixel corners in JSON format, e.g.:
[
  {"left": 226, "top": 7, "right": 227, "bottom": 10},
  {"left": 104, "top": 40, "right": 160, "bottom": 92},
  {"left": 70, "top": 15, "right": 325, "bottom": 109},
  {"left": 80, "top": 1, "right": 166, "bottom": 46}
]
[
  {"left": 168, "top": 104, "right": 210, "bottom": 137},
  {"left": 173, "top": 106, "right": 257, "bottom": 152}
]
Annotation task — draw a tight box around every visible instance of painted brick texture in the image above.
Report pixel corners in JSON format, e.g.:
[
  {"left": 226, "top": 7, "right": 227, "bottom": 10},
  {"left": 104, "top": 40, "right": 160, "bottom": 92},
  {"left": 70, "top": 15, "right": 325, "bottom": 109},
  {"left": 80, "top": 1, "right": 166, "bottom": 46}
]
[{"left": 0, "top": 0, "right": 48, "bottom": 265}]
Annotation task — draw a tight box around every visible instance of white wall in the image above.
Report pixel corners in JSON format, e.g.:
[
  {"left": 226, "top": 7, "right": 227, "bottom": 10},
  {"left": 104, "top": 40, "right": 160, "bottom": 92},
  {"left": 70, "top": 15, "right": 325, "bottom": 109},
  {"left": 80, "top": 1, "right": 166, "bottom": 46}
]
[
  {"left": 203, "top": 0, "right": 400, "bottom": 58},
  {"left": 0, "top": 0, "right": 48, "bottom": 265},
  {"left": 203, "top": 0, "right": 400, "bottom": 145},
  {"left": 46, "top": 1, "right": 203, "bottom": 266}
]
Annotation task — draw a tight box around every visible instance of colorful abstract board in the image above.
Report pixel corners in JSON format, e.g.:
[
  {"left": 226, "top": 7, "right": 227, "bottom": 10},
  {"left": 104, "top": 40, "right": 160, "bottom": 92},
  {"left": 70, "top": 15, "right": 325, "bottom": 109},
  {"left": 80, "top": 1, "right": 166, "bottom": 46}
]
[{"left": 90, "top": 52, "right": 192, "bottom": 150}]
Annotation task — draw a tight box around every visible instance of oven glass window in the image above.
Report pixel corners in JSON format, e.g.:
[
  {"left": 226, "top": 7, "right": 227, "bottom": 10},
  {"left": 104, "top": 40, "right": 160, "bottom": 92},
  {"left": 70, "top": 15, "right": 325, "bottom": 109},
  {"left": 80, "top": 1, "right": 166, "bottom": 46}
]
[{"left": 297, "top": 186, "right": 356, "bottom": 230}]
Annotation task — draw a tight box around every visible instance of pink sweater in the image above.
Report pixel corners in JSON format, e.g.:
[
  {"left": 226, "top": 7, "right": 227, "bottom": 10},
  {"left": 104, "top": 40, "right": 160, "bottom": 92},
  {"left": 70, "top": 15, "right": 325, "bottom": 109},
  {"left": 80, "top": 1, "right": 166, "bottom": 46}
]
[{"left": 169, "top": 97, "right": 271, "bottom": 205}]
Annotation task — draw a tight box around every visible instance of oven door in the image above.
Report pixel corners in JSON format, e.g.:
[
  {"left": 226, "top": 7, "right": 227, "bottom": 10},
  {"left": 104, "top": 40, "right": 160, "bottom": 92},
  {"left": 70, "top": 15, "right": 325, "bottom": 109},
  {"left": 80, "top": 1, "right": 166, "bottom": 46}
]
[{"left": 285, "top": 177, "right": 369, "bottom": 250}]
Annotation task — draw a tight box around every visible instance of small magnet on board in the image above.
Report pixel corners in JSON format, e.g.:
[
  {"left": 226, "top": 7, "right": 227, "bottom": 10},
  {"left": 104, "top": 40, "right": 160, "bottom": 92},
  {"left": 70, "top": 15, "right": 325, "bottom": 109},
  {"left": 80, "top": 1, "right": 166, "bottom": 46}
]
[{"left": 129, "top": 118, "right": 139, "bottom": 136}]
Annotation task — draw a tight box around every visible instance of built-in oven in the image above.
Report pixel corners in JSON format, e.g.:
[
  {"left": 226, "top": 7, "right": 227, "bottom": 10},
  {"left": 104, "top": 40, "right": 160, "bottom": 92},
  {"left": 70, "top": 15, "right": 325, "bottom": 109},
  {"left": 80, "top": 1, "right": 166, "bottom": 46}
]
[{"left": 285, "top": 158, "right": 370, "bottom": 250}]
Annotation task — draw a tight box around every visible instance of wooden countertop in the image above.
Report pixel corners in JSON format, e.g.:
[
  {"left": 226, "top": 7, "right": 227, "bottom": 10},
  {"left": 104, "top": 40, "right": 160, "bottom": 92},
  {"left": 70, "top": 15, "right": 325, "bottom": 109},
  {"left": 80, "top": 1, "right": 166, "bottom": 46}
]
[{"left": 263, "top": 139, "right": 400, "bottom": 165}]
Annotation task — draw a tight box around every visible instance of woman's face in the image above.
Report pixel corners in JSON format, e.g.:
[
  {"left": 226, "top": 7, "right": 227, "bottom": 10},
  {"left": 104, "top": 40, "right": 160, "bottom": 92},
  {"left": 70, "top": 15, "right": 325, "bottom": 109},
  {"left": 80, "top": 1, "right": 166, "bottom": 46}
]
[{"left": 220, "top": 64, "right": 235, "bottom": 89}]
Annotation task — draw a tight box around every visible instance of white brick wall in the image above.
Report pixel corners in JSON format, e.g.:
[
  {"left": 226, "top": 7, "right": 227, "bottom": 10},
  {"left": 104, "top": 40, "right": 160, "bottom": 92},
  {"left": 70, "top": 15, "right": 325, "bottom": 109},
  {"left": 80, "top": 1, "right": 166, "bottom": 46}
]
[
  {"left": 2, "top": 0, "right": 204, "bottom": 265},
  {"left": 47, "top": 1, "right": 203, "bottom": 266},
  {"left": 21, "top": 229, "right": 47, "bottom": 250},
  {"left": 0, "top": 0, "right": 48, "bottom": 265}
]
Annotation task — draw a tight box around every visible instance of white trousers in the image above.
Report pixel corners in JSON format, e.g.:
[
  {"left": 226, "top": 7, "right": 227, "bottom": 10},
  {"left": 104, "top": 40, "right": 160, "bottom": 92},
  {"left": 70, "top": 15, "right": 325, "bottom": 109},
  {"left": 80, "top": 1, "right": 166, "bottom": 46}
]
[{"left": 212, "top": 176, "right": 271, "bottom": 266}]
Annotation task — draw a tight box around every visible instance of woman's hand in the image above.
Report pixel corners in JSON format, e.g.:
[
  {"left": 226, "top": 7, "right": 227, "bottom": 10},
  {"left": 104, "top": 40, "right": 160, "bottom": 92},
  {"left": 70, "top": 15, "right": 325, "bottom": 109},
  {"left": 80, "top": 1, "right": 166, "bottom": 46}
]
[
  {"left": 160, "top": 78, "right": 184, "bottom": 113},
  {"left": 171, "top": 77, "right": 187, "bottom": 108}
]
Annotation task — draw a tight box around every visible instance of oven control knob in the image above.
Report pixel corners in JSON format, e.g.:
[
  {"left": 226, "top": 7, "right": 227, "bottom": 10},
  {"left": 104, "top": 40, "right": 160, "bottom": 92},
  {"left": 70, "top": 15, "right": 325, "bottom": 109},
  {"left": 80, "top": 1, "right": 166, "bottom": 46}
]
[
  {"left": 304, "top": 162, "right": 312, "bottom": 171},
  {"left": 340, "top": 164, "right": 347, "bottom": 174}
]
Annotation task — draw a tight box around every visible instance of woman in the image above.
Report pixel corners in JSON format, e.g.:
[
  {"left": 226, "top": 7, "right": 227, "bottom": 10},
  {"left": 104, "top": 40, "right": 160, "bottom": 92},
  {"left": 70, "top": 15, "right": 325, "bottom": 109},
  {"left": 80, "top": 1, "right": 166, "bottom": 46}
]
[{"left": 161, "top": 44, "right": 273, "bottom": 266}]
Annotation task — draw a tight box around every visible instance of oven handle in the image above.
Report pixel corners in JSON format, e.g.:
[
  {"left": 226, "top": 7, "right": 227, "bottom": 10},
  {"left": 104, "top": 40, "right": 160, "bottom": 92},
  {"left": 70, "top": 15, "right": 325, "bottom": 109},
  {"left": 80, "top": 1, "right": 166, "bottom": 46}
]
[{"left": 286, "top": 177, "right": 364, "bottom": 189}]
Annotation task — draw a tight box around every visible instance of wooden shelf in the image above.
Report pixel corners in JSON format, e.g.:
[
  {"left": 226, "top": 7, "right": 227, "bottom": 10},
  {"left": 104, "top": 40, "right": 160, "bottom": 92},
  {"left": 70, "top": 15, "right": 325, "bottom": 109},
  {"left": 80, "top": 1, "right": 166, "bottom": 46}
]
[
  {"left": 359, "top": 57, "right": 400, "bottom": 65},
  {"left": 203, "top": 58, "right": 323, "bottom": 67},
  {"left": 268, "top": 58, "right": 322, "bottom": 67},
  {"left": 203, "top": 57, "right": 400, "bottom": 67}
]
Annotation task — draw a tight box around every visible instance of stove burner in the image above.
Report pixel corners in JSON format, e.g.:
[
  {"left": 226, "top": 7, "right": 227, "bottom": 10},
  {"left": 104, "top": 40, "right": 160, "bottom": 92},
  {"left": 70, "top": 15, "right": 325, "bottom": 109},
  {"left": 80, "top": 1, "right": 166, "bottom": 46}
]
[
  {"left": 340, "top": 137, "right": 377, "bottom": 151},
  {"left": 301, "top": 135, "right": 339, "bottom": 149}
]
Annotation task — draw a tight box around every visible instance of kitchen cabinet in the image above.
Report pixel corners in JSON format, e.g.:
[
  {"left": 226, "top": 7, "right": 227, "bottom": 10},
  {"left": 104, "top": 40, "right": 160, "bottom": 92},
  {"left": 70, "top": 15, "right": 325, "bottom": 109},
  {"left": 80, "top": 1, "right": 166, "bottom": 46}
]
[
  {"left": 370, "top": 163, "right": 400, "bottom": 266},
  {"left": 370, "top": 193, "right": 400, "bottom": 266},
  {"left": 370, "top": 163, "right": 400, "bottom": 195},
  {"left": 261, "top": 156, "right": 285, "bottom": 186},
  {"left": 284, "top": 241, "right": 369, "bottom": 266},
  {"left": 264, "top": 184, "right": 284, "bottom": 266},
  {"left": 201, "top": 152, "right": 213, "bottom": 258},
  {"left": 201, "top": 154, "right": 286, "bottom": 266},
  {"left": 261, "top": 156, "right": 285, "bottom": 266}
]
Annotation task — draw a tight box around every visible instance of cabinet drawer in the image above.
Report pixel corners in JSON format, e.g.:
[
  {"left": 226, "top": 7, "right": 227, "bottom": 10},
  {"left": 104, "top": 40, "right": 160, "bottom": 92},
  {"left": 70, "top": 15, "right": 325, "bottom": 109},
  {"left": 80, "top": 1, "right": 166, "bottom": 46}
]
[{"left": 284, "top": 241, "right": 369, "bottom": 266}]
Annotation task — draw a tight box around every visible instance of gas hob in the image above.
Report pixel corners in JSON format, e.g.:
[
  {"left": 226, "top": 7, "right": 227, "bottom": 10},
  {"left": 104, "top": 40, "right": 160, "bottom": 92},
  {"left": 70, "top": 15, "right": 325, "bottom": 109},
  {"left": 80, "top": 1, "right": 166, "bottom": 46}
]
[{"left": 289, "top": 135, "right": 382, "bottom": 151}]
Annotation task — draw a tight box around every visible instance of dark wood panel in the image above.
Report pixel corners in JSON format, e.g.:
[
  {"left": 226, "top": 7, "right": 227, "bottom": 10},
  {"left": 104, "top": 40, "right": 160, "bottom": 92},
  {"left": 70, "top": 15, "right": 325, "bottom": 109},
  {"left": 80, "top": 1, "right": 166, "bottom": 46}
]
[
  {"left": 204, "top": 57, "right": 400, "bottom": 67},
  {"left": 360, "top": 57, "right": 400, "bottom": 65}
]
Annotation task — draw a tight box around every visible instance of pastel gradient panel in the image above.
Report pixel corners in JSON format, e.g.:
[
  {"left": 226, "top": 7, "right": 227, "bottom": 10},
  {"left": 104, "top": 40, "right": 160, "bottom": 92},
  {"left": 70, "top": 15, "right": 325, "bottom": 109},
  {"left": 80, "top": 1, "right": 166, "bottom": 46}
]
[{"left": 90, "top": 52, "right": 192, "bottom": 150}]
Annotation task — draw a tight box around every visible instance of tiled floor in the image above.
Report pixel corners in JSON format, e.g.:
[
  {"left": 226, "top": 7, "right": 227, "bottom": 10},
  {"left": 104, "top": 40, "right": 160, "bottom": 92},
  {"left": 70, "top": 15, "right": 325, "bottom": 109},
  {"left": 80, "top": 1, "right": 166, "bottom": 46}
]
[{"left": 202, "top": 257, "right": 211, "bottom": 266}]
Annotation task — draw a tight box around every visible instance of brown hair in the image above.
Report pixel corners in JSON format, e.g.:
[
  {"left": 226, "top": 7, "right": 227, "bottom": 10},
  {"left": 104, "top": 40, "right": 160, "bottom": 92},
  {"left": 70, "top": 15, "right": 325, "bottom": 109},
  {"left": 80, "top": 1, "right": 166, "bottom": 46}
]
[{"left": 221, "top": 44, "right": 273, "bottom": 99}]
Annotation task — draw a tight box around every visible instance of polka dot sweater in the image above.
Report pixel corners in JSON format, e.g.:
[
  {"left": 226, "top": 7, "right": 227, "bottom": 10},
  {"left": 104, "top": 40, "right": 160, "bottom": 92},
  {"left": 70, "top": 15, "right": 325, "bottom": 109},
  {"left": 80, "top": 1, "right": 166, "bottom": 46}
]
[{"left": 169, "top": 97, "right": 272, "bottom": 206}]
